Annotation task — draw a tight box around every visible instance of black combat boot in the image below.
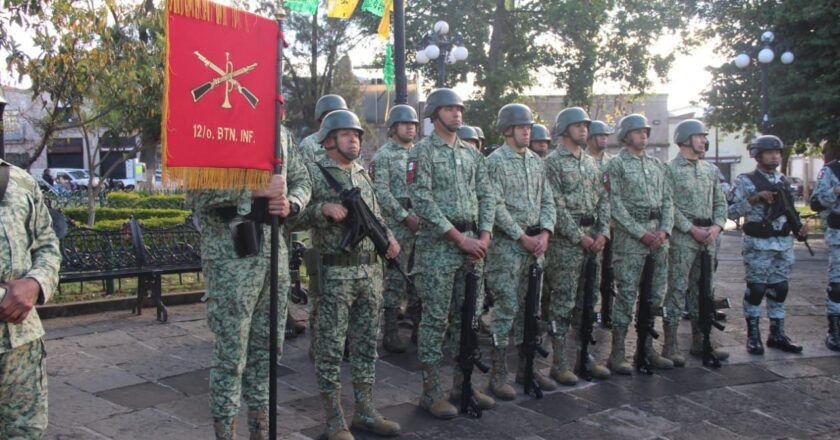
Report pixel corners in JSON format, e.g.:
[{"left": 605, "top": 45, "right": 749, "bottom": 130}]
[
  {"left": 766, "top": 318, "right": 803, "bottom": 353},
  {"left": 826, "top": 315, "right": 840, "bottom": 352},
  {"left": 745, "top": 317, "right": 764, "bottom": 355}
]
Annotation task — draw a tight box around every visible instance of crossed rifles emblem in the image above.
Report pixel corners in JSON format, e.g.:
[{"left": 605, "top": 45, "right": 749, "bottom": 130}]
[{"left": 191, "top": 51, "right": 259, "bottom": 109}]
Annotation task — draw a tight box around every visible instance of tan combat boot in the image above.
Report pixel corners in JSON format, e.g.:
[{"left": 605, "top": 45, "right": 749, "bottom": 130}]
[
  {"left": 320, "top": 390, "right": 354, "bottom": 440},
  {"left": 351, "top": 383, "right": 401, "bottom": 436},
  {"left": 549, "top": 335, "right": 578, "bottom": 385},
  {"left": 607, "top": 327, "right": 633, "bottom": 375},
  {"left": 515, "top": 345, "right": 558, "bottom": 391},
  {"left": 573, "top": 351, "right": 612, "bottom": 381},
  {"left": 662, "top": 324, "right": 686, "bottom": 367},
  {"left": 213, "top": 416, "right": 237, "bottom": 440},
  {"left": 486, "top": 345, "right": 516, "bottom": 400},
  {"left": 689, "top": 321, "right": 730, "bottom": 360},
  {"left": 382, "top": 307, "right": 408, "bottom": 354},
  {"left": 247, "top": 410, "right": 267, "bottom": 440},
  {"left": 645, "top": 335, "right": 674, "bottom": 369},
  {"left": 419, "top": 363, "right": 457, "bottom": 419},
  {"left": 452, "top": 367, "right": 496, "bottom": 409}
]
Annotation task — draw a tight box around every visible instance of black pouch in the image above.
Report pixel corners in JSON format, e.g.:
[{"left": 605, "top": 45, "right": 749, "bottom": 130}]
[
  {"left": 229, "top": 216, "right": 262, "bottom": 257},
  {"left": 828, "top": 213, "right": 840, "bottom": 230}
]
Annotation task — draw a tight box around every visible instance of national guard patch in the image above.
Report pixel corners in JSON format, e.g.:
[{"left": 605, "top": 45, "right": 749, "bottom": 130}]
[
  {"left": 406, "top": 159, "right": 417, "bottom": 184},
  {"left": 602, "top": 172, "right": 610, "bottom": 192},
  {"left": 368, "top": 162, "right": 376, "bottom": 181},
  {"left": 818, "top": 169, "right": 825, "bottom": 180}
]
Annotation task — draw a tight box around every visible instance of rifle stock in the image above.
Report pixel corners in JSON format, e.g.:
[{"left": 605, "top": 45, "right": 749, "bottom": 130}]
[
  {"left": 459, "top": 266, "right": 489, "bottom": 417},
  {"left": 577, "top": 254, "right": 598, "bottom": 381},
  {"left": 523, "top": 263, "right": 549, "bottom": 398},
  {"left": 634, "top": 254, "right": 658, "bottom": 375},
  {"left": 699, "top": 249, "right": 724, "bottom": 368}
]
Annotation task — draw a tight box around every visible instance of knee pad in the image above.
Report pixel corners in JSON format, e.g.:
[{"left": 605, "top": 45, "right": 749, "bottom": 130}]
[
  {"left": 744, "top": 283, "right": 767, "bottom": 306},
  {"left": 828, "top": 283, "right": 840, "bottom": 303},
  {"left": 767, "top": 281, "right": 789, "bottom": 302}
]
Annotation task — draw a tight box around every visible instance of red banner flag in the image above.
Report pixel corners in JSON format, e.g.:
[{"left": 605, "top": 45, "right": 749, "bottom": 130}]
[{"left": 163, "top": 0, "right": 278, "bottom": 189}]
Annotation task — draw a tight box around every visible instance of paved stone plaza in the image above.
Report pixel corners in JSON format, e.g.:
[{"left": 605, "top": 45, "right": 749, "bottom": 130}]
[{"left": 42, "top": 231, "right": 840, "bottom": 439}]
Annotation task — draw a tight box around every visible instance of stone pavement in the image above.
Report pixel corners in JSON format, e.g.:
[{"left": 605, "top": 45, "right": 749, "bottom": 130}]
[{"left": 41, "top": 231, "right": 840, "bottom": 439}]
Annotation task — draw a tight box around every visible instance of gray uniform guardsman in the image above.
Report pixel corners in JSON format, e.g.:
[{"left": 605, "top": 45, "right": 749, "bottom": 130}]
[
  {"left": 370, "top": 104, "right": 421, "bottom": 354},
  {"left": 727, "top": 135, "right": 807, "bottom": 355},
  {"left": 810, "top": 158, "right": 840, "bottom": 351}
]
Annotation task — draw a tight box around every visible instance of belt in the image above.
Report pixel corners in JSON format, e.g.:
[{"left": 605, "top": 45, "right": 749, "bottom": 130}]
[
  {"left": 525, "top": 225, "right": 543, "bottom": 236},
  {"left": 631, "top": 208, "right": 661, "bottom": 222},
  {"left": 742, "top": 222, "right": 791, "bottom": 238},
  {"left": 579, "top": 215, "right": 595, "bottom": 227},
  {"left": 449, "top": 219, "right": 477, "bottom": 233},
  {"left": 692, "top": 218, "right": 713, "bottom": 227},
  {"left": 321, "top": 252, "right": 379, "bottom": 267}
]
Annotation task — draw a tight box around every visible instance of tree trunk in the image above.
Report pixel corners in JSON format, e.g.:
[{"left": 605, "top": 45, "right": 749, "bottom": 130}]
[
  {"left": 139, "top": 136, "right": 157, "bottom": 190},
  {"left": 485, "top": 0, "right": 508, "bottom": 99}
]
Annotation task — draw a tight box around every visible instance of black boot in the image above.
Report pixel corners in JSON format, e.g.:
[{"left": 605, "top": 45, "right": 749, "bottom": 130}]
[
  {"left": 826, "top": 315, "right": 840, "bottom": 352},
  {"left": 746, "top": 317, "right": 764, "bottom": 355},
  {"left": 766, "top": 318, "right": 803, "bottom": 353}
]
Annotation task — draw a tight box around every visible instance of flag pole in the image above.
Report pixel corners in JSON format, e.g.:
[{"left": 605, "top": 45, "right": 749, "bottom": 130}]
[{"left": 270, "top": 2, "right": 287, "bottom": 438}]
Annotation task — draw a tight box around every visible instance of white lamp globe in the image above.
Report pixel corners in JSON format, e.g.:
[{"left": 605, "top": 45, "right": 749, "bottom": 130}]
[
  {"left": 758, "top": 47, "right": 775, "bottom": 64},
  {"left": 453, "top": 46, "right": 469, "bottom": 61},
  {"left": 425, "top": 44, "right": 440, "bottom": 60},
  {"left": 761, "top": 31, "right": 775, "bottom": 43},
  {"left": 416, "top": 50, "right": 429, "bottom": 64},
  {"left": 780, "top": 51, "right": 794, "bottom": 64},
  {"left": 434, "top": 20, "right": 449, "bottom": 35},
  {"left": 734, "top": 53, "right": 751, "bottom": 69}
]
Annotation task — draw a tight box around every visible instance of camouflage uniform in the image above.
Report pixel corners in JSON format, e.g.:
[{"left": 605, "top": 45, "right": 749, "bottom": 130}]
[
  {"left": 186, "top": 128, "right": 311, "bottom": 429},
  {"left": 0, "top": 161, "right": 61, "bottom": 439},
  {"left": 585, "top": 149, "right": 615, "bottom": 317},
  {"left": 370, "top": 140, "right": 417, "bottom": 311},
  {"left": 290, "top": 154, "right": 391, "bottom": 392},
  {"left": 299, "top": 132, "right": 323, "bottom": 163},
  {"left": 605, "top": 149, "right": 673, "bottom": 328},
  {"left": 408, "top": 133, "right": 495, "bottom": 365},
  {"left": 813, "top": 164, "right": 840, "bottom": 315},
  {"left": 485, "top": 145, "right": 555, "bottom": 349}
]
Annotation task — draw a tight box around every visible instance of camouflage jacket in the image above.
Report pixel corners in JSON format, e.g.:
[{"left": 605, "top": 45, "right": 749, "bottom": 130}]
[
  {"left": 586, "top": 148, "right": 614, "bottom": 172},
  {"left": 370, "top": 140, "right": 413, "bottom": 226},
  {"left": 0, "top": 160, "right": 61, "bottom": 353},
  {"left": 666, "top": 154, "right": 727, "bottom": 249},
  {"left": 545, "top": 147, "right": 610, "bottom": 243},
  {"left": 407, "top": 132, "right": 495, "bottom": 239},
  {"left": 812, "top": 163, "right": 840, "bottom": 245},
  {"left": 728, "top": 168, "right": 793, "bottom": 251},
  {"left": 299, "top": 132, "right": 322, "bottom": 163},
  {"left": 487, "top": 144, "right": 555, "bottom": 244},
  {"left": 186, "top": 127, "right": 311, "bottom": 261},
  {"left": 606, "top": 149, "right": 673, "bottom": 250}
]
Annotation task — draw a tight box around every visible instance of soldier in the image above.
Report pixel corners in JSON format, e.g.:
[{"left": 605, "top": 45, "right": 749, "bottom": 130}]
[
  {"left": 293, "top": 110, "right": 401, "bottom": 439},
  {"left": 604, "top": 113, "right": 674, "bottom": 374},
  {"left": 544, "top": 107, "right": 611, "bottom": 385},
  {"left": 585, "top": 120, "right": 616, "bottom": 329},
  {"left": 528, "top": 123, "right": 551, "bottom": 158},
  {"left": 299, "top": 94, "right": 349, "bottom": 162},
  {"left": 474, "top": 126, "right": 486, "bottom": 151},
  {"left": 187, "top": 126, "right": 311, "bottom": 440},
  {"left": 457, "top": 125, "right": 481, "bottom": 150},
  {"left": 407, "top": 88, "right": 496, "bottom": 419},
  {"left": 484, "top": 104, "right": 556, "bottom": 399},
  {"left": 728, "top": 135, "right": 807, "bottom": 354},
  {"left": 0, "top": 160, "right": 61, "bottom": 439},
  {"left": 370, "top": 104, "right": 421, "bottom": 354},
  {"left": 662, "top": 119, "right": 729, "bottom": 367},
  {"left": 810, "top": 158, "right": 840, "bottom": 351}
]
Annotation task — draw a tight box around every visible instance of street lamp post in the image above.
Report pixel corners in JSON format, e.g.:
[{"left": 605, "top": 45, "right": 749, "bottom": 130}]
[
  {"left": 734, "top": 30, "right": 794, "bottom": 134},
  {"left": 415, "top": 20, "right": 469, "bottom": 88},
  {"left": 0, "top": 83, "right": 7, "bottom": 161}
]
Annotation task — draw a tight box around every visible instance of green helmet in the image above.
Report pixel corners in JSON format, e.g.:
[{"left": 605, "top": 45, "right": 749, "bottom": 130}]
[
  {"left": 617, "top": 113, "right": 651, "bottom": 143},
  {"left": 457, "top": 125, "right": 479, "bottom": 143},
  {"left": 748, "top": 134, "right": 784, "bottom": 158},
  {"left": 588, "top": 120, "right": 611, "bottom": 138},
  {"left": 554, "top": 107, "right": 591, "bottom": 136},
  {"left": 314, "top": 94, "right": 348, "bottom": 121},
  {"left": 674, "top": 119, "right": 708, "bottom": 145},
  {"left": 531, "top": 124, "right": 551, "bottom": 143},
  {"left": 318, "top": 110, "right": 364, "bottom": 144},
  {"left": 474, "top": 126, "right": 485, "bottom": 142},
  {"left": 386, "top": 104, "right": 419, "bottom": 127},
  {"left": 496, "top": 103, "right": 534, "bottom": 133},
  {"left": 423, "top": 88, "right": 464, "bottom": 119}
]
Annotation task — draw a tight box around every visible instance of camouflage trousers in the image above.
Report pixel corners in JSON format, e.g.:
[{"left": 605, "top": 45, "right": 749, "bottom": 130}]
[
  {"left": 414, "top": 238, "right": 484, "bottom": 365},
  {"left": 611, "top": 246, "right": 668, "bottom": 330},
  {"left": 486, "top": 239, "right": 538, "bottom": 348},
  {"left": 383, "top": 221, "right": 417, "bottom": 309},
  {"left": 664, "top": 243, "right": 717, "bottom": 327},
  {"left": 742, "top": 246, "right": 793, "bottom": 319},
  {"left": 545, "top": 239, "right": 589, "bottom": 335},
  {"left": 204, "top": 256, "right": 289, "bottom": 418},
  {"left": 0, "top": 339, "right": 48, "bottom": 439},
  {"left": 829, "top": 241, "right": 840, "bottom": 315},
  {"left": 314, "top": 264, "right": 383, "bottom": 392}
]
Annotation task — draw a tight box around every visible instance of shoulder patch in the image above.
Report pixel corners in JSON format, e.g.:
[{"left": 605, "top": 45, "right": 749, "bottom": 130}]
[{"left": 406, "top": 159, "right": 417, "bottom": 184}]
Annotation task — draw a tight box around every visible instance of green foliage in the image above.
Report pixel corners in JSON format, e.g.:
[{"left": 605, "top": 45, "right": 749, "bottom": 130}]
[
  {"left": 105, "top": 192, "right": 142, "bottom": 208},
  {"left": 105, "top": 192, "right": 186, "bottom": 209},
  {"left": 92, "top": 216, "right": 188, "bottom": 231},
  {"left": 64, "top": 207, "right": 189, "bottom": 223}
]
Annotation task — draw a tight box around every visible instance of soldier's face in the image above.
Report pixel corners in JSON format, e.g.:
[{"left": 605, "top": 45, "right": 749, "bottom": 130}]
[
  {"left": 757, "top": 149, "right": 782, "bottom": 169},
  {"left": 334, "top": 129, "right": 361, "bottom": 161},
  {"left": 626, "top": 129, "right": 649, "bottom": 149},
  {"left": 394, "top": 122, "right": 416, "bottom": 143},
  {"left": 436, "top": 106, "right": 462, "bottom": 132},
  {"left": 567, "top": 122, "right": 589, "bottom": 146},
  {"left": 530, "top": 140, "right": 550, "bottom": 157},
  {"left": 690, "top": 134, "right": 708, "bottom": 153},
  {"left": 588, "top": 134, "right": 608, "bottom": 151},
  {"left": 513, "top": 124, "right": 531, "bottom": 148},
  {"left": 464, "top": 139, "right": 480, "bottom": 149}
]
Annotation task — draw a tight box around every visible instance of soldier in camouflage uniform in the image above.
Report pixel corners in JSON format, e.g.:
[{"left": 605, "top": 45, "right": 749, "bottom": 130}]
[
  {"left": 370, "top": 104, "right": 420, "bottom": 354},
  {"left": 187, "top": 127, "right": 311, "bottom": 440},
  {"left": 728, "top": 135, "right": 807, "bottom": 355},
  {"left": 604, "top": 114, "right": 675, "bottom": 374},
  {"left": 407, "top": 88, "right": 496, "bottom": 419},
  {"left": 544, "top": 108, "right": 611, "bottom": 385},
  {"left": 810, "top": 159, "right": 840, "bottom": 351},
  {"left": 299, "top": 94, "right": 349, "bottom": 163},
  {"left": 662, "top": 120, "right": 729, "bottom": 367},
  {"left": 484, "top": 104, "right": 556, "bottom": 399},
  {"left": 291, "top": 110, "right": 401, "bottom": 440},
  {"left": 457, "top": 125, "right": 481, "bottom": 150},
  {"left": 474, "top": 126, "right": 486, "bottom": 151},
  {"left": 528, "top": 123, "right": 551, "bottom": 158},
  {"left": 0, "top": 160, "right": 61, "bottom": 439}
]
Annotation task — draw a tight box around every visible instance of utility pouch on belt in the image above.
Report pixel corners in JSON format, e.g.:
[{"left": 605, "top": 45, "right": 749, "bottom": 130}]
[{"left": 229, "top": 217, "right": 262, "bottom": 258}]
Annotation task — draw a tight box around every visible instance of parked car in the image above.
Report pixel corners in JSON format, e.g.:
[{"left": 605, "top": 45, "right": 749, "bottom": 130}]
[{"left": 47, "top": 168, "right": 99, "bottom": 189}]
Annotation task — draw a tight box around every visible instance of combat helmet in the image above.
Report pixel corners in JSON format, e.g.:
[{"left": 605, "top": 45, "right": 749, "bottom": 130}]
[
  {"left": 674, "top": 119, "right": 708, "bottom": 145},
  {"left": 531, "top": 124, "right": 551, "bottom": 143},
  {"left": 588, "top": 120, "right": 611, "bottom": 138},
  {"left": 748, "top": 134, "right": 784, "bottom": 158},
  {"left": 318, "top": 110, "right": 364, "bottom": 144},
  {"left": 616, "top": 113, "right": 651, "bottom": 143},
  {"left": 314, "top": 94, "right": 348, "bottom": 122},
  {"left": 423, "top": 88, "right": 464, "bottom": 119},
  {"left": 554, "top": 107, "right": 591, "bottom": 136},
  {"left": 386, "top": 104, "right": 420, "bottom": 127}
]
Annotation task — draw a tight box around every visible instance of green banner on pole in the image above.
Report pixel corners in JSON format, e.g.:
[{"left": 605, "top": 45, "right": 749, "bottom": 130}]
[
  {"left": 287, "top": 0, "right": 318, "bottom": 14},
  {"left": 362, "top": 0, "right": 385, "bottom": 17},
  {"left": 384, "top": 44, "right": 394, "bottom": 91}
]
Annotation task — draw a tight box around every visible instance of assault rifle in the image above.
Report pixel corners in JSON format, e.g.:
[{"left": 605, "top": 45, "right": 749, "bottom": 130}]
[
  {"left": 698, "top": 248, "right": 725, "bottom": 368},
  {"left": 458, "top": 266, "right": 490, "bottom": 417},
  {"left": 577, "top": 254, "right": 599, "bottom": 381},
  {"left": 634, "top": 254, "right": 659, "bottom": 375},
  {"left": 522, "top": 263, "right": 550, "bottom": 398}
]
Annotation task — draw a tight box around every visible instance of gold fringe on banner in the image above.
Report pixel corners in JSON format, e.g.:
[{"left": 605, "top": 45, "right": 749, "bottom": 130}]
[
  {"left": 164, "top": 167, "right": 272, "bottom": 190},
  {"left": 166, "top": 0, "right": 249, "bottom": 29}
]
